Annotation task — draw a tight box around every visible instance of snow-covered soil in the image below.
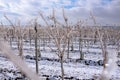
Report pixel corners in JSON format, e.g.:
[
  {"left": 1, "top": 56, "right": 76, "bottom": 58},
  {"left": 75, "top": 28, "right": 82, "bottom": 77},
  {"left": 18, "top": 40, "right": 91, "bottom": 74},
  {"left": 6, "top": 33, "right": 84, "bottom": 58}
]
[{"left": 0, "top": 41, "right": 120, "bottom": 80}]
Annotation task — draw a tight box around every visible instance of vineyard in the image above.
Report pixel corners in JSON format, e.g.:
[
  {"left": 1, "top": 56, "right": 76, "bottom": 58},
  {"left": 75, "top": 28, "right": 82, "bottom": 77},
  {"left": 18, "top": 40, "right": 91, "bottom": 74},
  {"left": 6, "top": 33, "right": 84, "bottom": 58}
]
[{"left": 0, "top": 11, "right": 120, "bottom": 80}]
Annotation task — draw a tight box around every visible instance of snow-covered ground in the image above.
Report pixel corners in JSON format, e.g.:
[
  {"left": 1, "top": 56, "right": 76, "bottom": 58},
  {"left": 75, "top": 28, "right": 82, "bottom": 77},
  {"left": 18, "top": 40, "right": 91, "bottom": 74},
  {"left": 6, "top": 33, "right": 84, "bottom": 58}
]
[{"left": 0, "top": 41, "right": 120, "bottom": 80}]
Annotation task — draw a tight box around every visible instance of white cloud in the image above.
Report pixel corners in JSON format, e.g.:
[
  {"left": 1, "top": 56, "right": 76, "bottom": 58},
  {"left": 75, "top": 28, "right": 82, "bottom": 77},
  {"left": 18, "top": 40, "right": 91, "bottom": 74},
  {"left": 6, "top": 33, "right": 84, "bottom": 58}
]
[{"left": 0, "top": 0, "right": 120, "bottom": 26}]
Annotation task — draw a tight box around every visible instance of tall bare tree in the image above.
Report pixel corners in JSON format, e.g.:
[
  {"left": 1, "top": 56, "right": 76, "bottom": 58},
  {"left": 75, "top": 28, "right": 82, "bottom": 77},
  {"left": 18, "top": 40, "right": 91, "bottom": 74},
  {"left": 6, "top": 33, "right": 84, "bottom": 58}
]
[{"left": 39, "top": 9, "right": 73, "bottom": 80}]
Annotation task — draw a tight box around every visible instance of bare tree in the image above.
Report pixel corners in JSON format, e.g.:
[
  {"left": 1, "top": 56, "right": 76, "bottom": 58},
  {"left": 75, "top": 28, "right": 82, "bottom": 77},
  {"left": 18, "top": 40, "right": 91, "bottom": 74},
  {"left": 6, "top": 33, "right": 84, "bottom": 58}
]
[
  {"left": 17, "top": 19, "right": 23, "bottom": 58},
  {"left": 47, "top": 27, "right": 72, "bottom": 80},
  {"left": 76, "top": 20, "right": 84, "bottom": 59},
  {"left": 4, "top": 15, "right": 24, "bottom": 58},
  {"left": 90, "top": 12, "right": 117, "bottom": 80},
  {"left": 39, "top": 10, "right": 73, "bottom": 80}
]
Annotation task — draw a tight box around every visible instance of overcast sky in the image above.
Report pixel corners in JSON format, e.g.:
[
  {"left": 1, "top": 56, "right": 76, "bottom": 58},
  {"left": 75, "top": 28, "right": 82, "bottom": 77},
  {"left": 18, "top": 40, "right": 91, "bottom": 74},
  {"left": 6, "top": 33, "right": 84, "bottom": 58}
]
[{"left": 0, "top": 0, "right": 120, "bottom": 26}]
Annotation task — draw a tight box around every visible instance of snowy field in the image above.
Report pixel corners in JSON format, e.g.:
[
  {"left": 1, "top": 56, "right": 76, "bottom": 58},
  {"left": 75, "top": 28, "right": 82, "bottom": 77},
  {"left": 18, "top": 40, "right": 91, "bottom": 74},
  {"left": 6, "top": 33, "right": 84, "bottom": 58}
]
[{"left": 0, "top": 41, "right": 120, "bottom": 80}]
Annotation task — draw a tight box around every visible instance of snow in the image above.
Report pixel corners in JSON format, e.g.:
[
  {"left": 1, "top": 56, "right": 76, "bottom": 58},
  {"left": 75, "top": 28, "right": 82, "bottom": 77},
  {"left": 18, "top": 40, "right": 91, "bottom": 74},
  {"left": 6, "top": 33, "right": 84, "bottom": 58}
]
[{"left": 0, "top": 41, "right": 120, "bottom": 80}]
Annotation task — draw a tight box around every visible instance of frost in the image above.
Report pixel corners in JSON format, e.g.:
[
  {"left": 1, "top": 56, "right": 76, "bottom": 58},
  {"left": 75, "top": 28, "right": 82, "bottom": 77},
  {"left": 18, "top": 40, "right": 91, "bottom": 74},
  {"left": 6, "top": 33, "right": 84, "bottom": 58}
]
[
  {"left": 0, "top": 41, "right": 41, "bottom": 80},
  {"left": 100, "top": 49, "right": 118, "bottom": 80}
]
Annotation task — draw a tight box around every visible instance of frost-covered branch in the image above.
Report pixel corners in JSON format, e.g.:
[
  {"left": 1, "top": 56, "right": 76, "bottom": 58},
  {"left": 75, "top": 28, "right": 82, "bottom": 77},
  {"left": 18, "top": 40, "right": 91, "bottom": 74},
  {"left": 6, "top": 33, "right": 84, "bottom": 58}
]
[{"left": 0, "top": 41, "right": 41, "bottom": 80}]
